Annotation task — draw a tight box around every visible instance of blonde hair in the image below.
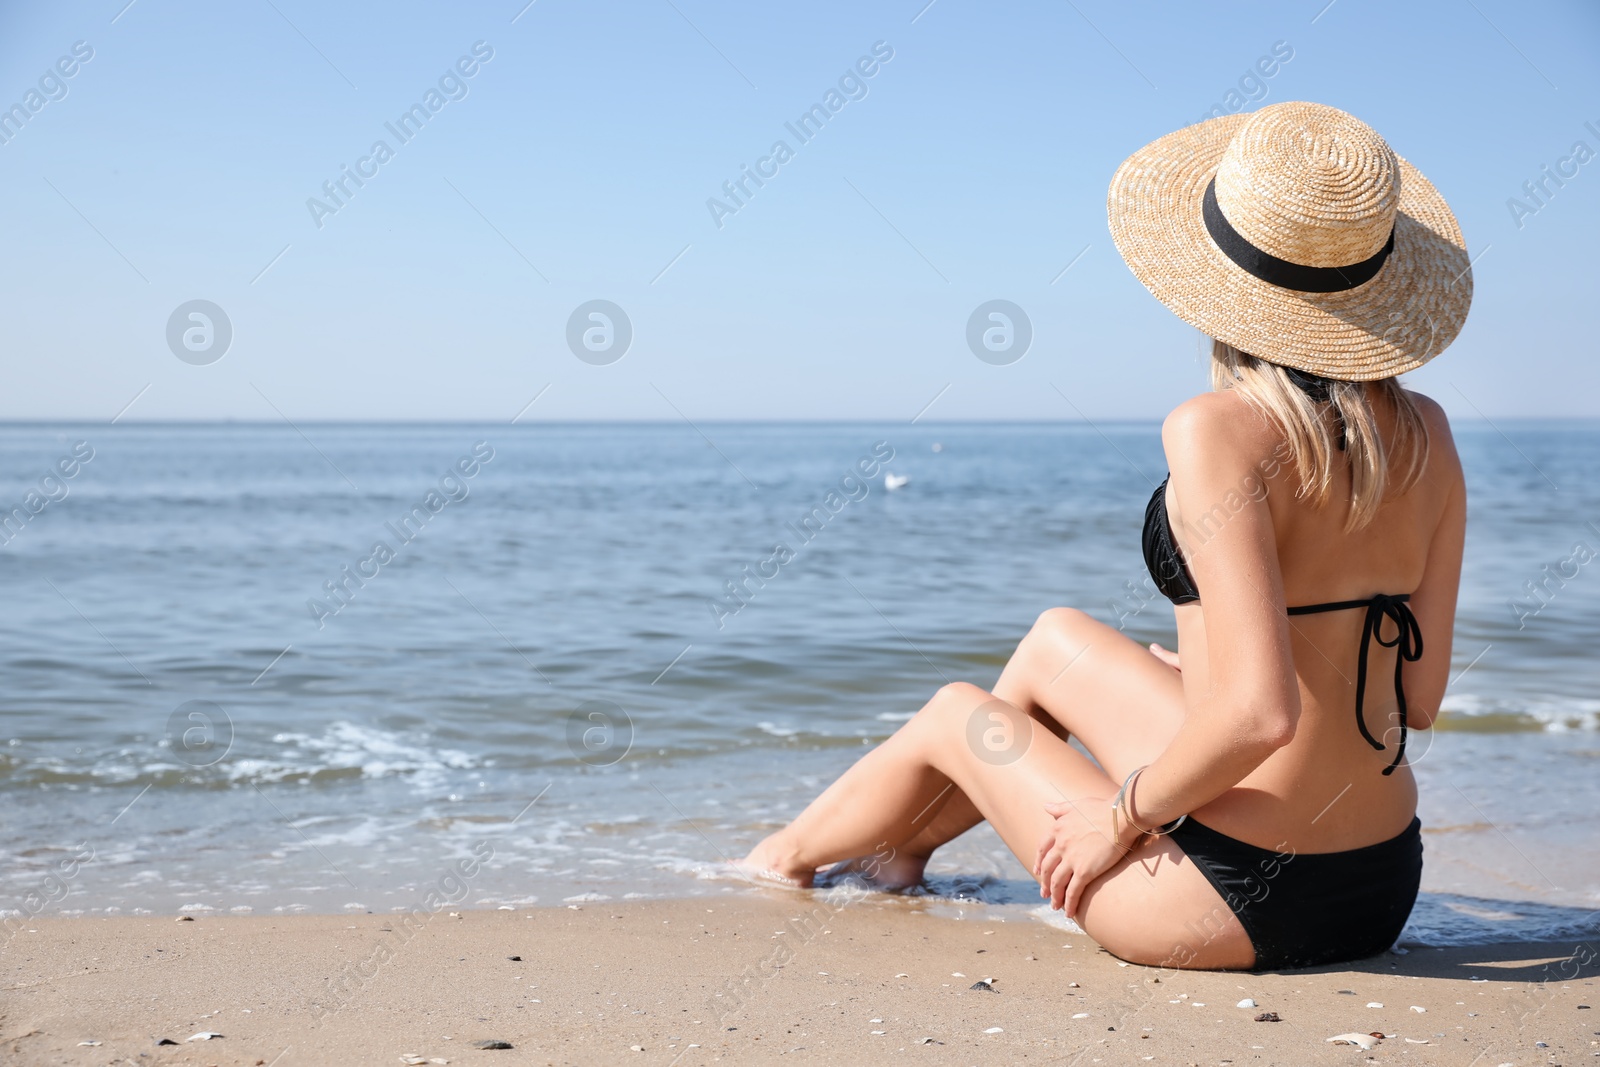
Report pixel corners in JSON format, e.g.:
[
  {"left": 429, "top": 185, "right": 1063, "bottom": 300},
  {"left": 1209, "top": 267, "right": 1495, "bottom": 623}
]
[{"left": 1210, "top": 340, "right": 1429, "bottom": 531}]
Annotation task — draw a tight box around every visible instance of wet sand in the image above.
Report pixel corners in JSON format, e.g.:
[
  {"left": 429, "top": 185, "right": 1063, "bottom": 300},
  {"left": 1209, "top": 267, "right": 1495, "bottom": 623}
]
[{"left": 3, "top": 895, "right": 1596, "bottom": 1066}]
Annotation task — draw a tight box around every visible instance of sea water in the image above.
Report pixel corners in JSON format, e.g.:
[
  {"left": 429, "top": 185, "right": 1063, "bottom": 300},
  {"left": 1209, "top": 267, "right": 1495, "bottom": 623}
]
[{"left": 1, "top": 421, "right": 1596, "bottom": 946}]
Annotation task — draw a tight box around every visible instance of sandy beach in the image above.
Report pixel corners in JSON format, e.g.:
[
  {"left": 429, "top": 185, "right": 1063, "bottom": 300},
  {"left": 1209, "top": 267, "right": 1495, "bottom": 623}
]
[{"left": 4, "top": 894, "right": 1595, "bottom": 1067}]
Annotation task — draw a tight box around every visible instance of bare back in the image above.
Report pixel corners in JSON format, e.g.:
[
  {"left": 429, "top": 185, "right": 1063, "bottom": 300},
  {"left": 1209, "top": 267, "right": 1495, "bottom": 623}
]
[{"left": 1165, "top": 388, "right": 1465, "bottom": 854}]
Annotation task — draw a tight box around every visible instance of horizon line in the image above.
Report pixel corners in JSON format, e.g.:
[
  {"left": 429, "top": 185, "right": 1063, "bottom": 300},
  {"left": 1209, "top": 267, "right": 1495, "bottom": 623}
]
[{"left": 1, "top": 415, "right": 1592, "bottom": 426}]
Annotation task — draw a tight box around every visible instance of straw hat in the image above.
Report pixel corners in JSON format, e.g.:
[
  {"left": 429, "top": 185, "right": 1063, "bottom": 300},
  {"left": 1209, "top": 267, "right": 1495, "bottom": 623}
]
[{"left": 1107, "top": 101, "right": 1471, "bottom": 381}]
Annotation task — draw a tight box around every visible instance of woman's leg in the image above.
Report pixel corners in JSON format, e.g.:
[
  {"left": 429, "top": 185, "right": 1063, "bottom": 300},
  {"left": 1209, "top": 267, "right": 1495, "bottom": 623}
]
[
  {"left": 743, "top": 680, "right": 1253, "bottom": 968},
  {"left": 827, "top": 608, "right": 1191, "bottom": 877},
  {"left": 994, "top": 607, "right": 1188, "bottom": 775}
]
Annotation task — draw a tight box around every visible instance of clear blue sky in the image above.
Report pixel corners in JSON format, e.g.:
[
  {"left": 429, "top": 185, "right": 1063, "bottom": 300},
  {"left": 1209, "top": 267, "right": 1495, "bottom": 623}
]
[{"left": 1, "top": 0, "right": 1595, "bottom": 421}]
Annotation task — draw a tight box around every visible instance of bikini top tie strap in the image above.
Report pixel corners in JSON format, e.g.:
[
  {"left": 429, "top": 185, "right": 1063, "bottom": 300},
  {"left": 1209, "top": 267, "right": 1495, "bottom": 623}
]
[{"left": 1287, "top": 593, "right": 1424, "bottom": 776}]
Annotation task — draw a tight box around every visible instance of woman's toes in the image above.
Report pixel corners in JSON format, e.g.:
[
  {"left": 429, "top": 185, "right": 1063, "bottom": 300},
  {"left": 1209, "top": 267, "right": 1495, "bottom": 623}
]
[{"left": 732, "top": 860, "right": 813, "bottom": 889}]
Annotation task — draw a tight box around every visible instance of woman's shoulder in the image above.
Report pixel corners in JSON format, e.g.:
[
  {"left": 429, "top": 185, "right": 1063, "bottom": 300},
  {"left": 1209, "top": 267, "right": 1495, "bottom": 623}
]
[
  {"left": 1161, "top": 391, "right": 1278, "bottom": 467},
  {"left": 1400, "top": 388, "right": 1464, "bottom": 484},
  {"left": 1402, "top": 388, "right": 1454, "bottom": 440}
]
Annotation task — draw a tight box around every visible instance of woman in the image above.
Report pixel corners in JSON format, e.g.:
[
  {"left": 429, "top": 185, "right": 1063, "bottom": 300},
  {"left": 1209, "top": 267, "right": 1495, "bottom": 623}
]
[{"left": 740, "top": 101, "right": 1472, "bottom": 972}]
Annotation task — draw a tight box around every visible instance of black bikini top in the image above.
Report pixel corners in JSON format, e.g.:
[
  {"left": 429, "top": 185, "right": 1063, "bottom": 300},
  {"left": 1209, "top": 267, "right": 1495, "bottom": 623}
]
[{"left": 1139, "top": 372, "right": 1421, "bottom": 775}]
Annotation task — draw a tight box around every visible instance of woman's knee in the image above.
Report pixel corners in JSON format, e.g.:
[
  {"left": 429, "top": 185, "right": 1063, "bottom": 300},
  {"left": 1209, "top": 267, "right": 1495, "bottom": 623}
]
[
  {"left": 1016, "top": 608, "right": 1099, "bottom": 683},
  {"left": 911, "top": 683, "right": 1038, "bottom": 767},
  {"left": 924, "top": 682, "right": 992, "bottom": 719},
  {"left": 909, "top": 682, "right": 998, "bottom": 739},
  {"left": 1029, "top": 607, "right": 1097, "bottom": 650}
]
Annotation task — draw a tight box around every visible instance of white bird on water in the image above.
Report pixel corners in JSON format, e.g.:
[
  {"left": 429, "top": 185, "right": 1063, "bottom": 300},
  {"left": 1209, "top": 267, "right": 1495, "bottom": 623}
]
[{"left": 884, "top": 472, "right": 910, "bottom": 491}]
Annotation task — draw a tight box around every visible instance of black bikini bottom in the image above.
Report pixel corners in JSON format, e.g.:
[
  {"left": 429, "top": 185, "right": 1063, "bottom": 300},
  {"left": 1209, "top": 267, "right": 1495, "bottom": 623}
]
[{"left": 1169, "top": 815, "right": 1423, "bottom": 971}]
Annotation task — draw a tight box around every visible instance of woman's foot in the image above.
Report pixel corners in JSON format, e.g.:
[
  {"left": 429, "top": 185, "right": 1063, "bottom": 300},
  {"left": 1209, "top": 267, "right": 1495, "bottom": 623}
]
[
  {"left": 818, "top": 848, "right": 929, "bottom": 892},
  {"left": 740, "top": 833, "right": 931, "bottom": 892},
  {"left": 737, "top": 834, "right": 817, "bottom": 888}
]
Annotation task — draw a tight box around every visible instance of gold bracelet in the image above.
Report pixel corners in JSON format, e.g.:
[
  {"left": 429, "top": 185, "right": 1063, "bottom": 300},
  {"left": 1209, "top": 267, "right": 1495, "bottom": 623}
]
[{"left": 1118, "top": 766, "right": 1189, "bottom": 837}]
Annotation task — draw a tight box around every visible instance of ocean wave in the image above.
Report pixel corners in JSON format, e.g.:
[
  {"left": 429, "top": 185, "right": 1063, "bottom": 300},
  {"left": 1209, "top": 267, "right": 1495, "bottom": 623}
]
[
  {"left": 0, "top": 721, "right": 481, "bottom": 790},
  {"left": 1437, "top": 693, "right": 1600, "bottom": 732},
  {"left": 246, "top": 721, "right": 479, "bottom": 784}
]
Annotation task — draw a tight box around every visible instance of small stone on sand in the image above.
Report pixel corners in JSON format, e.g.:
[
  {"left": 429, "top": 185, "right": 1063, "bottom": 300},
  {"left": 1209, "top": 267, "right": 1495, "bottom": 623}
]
[
  {"left": 1254, "top": 1013, "right": 1280, "bottom": 1023},
  {"left": 470, "top": 1040, "right": 513, "bottom": 1050}
]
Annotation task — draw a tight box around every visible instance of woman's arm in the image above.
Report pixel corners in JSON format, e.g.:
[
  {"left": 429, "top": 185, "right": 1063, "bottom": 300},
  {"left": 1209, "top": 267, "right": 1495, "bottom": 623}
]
[
  {"left": 1396, "top": 395, "right": 1465, "bottom": 730},
  {"left": 1031, "top": 393, "right": 1298, "bottom": 913},
  {"left": 1124, "top": 395, "right": 1302, "bottom": 828}
]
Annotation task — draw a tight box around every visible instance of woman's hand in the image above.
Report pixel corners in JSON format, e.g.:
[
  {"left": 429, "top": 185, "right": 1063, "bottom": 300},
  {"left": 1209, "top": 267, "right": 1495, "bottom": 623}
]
[
  {"left": 1032, "top": 797, "right": 1135, "bottom": 917},
  {"left": 1148, "top": 642, "right": 1180, "bottom": 672}
]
